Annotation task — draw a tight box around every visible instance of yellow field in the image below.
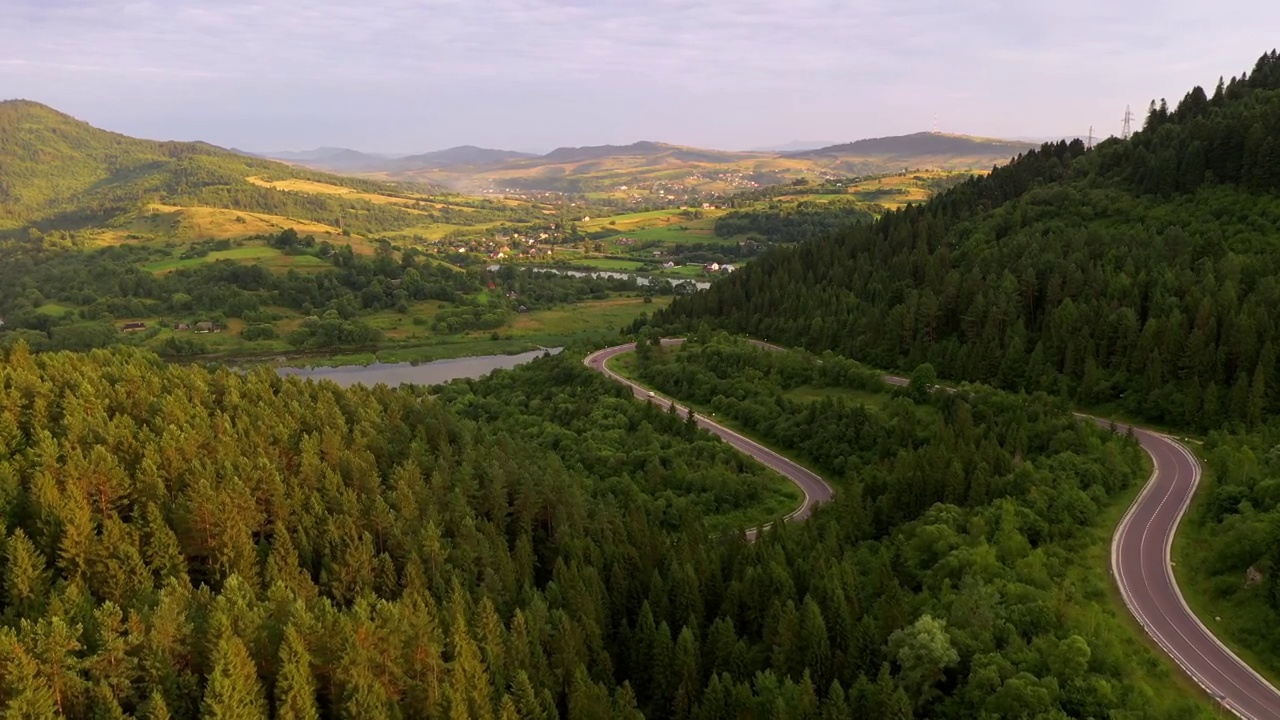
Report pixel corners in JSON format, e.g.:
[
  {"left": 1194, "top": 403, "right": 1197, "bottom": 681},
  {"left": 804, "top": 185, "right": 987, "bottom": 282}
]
[
  {"left": 246, "top": 176, "right": 447, "bottom": 213},
  {"left": 580, "top": 208, "right": 727, "bottom": 233},
  {"left": 92, "top": 204, "right": 349, "bottom": 245}
]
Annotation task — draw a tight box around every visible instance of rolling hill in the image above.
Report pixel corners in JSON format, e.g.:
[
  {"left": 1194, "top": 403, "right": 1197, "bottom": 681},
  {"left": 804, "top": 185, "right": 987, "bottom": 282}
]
[
  {"left": 391, "top": 145, "right": 537, "bottom": 170},
  {"left": 0, "top": 100, "right": 446, "bottom": 238},
  {"left": 273, "top": 132, "right": 1041, "bottom": 197},
  {"left": 789, "top": 131, "right": 1036, "bottom": 159}
]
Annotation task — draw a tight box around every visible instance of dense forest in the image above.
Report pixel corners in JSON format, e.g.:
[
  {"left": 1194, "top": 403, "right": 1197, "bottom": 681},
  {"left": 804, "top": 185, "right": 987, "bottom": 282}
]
[
  {"left": 655, "top": 51, "right": 1280, "bottom": 432},
  {"left": 713, "top": 201, "right": 877, "bottom": 245},
  {"left": 0, "top": 336, "right": 1213, "bottom": 718}
]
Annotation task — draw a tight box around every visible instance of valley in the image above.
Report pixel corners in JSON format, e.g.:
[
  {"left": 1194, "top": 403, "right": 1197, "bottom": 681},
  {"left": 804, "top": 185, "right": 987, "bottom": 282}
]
[
  {"left": 3, "top": 36, "right": 1280, "bottom": 719},
  {"left": 0, "top": 101, "right": 990, "bottom": 367}
]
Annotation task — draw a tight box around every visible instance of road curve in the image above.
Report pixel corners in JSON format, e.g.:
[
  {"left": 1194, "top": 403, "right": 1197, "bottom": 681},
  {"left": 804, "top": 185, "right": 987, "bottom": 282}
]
[
  {"left": 586, "top": 339, "right": 1280, "bottom": 717},
  {"left": 1106, "top": 422, "right": 1280, "bottom": 719},
  {"left": 583, "top": 339, "right": 834, "bottom": 538}
]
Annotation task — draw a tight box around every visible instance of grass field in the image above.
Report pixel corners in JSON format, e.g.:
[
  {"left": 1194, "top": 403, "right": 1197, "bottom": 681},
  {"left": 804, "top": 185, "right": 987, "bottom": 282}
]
[
  {"left": 654, "top": 265, "right": 705, "bottom": 278},
  {"left": 98, "top": 204, "right": 348, "bottom": 245},
  {"left": 35, "top": 302, "right": 76, "bottom": 317},
  {"left": 506, "top": 296, "right": 669, "bottom": 338},
  {"left": 569, "top": 258, "right": 647, "bottom": 271},
  {"left": 143, "top": 245, "right": 285, "bottom": 272}
]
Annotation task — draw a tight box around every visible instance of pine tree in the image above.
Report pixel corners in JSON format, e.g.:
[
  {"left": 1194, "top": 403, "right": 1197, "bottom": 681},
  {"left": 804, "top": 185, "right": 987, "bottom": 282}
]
[
  {"left": 0, "top": 628, "right": 58, "bottom": 720},
  {"left": 274, "top": 625, "right": 319, "bottom": 720},
  {"left": 4, "top": 529, "right": 50, "bottom": 620},
  {"left": 670, "top": 626, "right": 700, "bottom": 720},
  {"left": 139, "top": 688, "right": 172, "bottom": 720},
  {"left": 87, "top": 681, "right": 128, "bottom": 720},
  {"left": 27, "top": 616, "right": 87, "bottom": 718},
  {"left": 86, "top": 604, "right": 139, "bottom": 711},
  {"left": 201, "top": 631, "right": 268, "bottom": 720}
]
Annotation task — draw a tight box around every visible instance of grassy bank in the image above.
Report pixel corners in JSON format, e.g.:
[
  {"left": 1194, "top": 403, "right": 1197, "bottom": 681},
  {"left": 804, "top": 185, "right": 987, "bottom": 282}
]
[{"left": 1172, "top": 471, "right": 1280, "bottom": 690}]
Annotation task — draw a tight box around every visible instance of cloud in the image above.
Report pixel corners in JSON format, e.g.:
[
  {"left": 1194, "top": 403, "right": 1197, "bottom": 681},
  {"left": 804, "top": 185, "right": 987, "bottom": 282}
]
[{"left": 1, "top": 0, "right": 1277, "bottom": 150}]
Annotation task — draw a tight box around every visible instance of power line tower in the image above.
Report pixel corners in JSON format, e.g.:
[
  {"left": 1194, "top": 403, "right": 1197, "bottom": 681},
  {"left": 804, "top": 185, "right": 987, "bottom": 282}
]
[
  {"left": 1121, "top": 105, "right": 1134, "bottom": 140},
  {"left": 1087, "top": 126, "right": 1094, "bottom": 150},
  {"left": 932, "top": 113, "right": 939, "bottom": 134}
]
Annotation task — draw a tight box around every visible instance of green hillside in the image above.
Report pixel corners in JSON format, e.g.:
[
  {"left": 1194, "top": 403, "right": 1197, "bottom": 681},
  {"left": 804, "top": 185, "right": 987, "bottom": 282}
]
[
  {"left": 654, "top": 49, "right": 1280, "bottom": 686},
  {"left": 656, "top": 50, "right": 1280, "bottom": 432},
  {"left": 0, "top": 100, "right": 441, "bottom": 236}
]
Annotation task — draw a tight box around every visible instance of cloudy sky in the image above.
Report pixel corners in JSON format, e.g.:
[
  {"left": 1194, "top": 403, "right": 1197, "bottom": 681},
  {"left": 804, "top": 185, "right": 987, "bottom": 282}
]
[{"left": 2, "top": 0, "right": 1277, "bottom": 154}]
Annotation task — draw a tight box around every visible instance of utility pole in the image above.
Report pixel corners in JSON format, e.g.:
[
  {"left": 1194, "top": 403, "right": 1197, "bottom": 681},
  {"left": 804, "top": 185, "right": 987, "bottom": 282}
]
[{"left": 1121, "top": 105, "right": 1134, "bottom": 140}]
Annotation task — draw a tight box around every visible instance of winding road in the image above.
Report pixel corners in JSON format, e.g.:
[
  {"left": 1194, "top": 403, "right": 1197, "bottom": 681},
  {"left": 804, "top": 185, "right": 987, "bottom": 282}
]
[{"left": 584, "top": 339, "right": 1280, "bottom": 719}]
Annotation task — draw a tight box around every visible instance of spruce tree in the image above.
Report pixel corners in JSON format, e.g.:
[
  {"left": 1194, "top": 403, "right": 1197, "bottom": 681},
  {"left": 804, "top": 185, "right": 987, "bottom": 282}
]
[
  {"left": 201, "top": 631, "right": 268, "bottom": 720},
  {"left": 274, "top": 626, "right": 319, "bottom": 720}
]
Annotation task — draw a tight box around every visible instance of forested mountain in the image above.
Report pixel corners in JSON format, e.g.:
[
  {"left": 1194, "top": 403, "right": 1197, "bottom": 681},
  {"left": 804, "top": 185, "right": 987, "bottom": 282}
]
[
  {"left": 655, "top": 50, "right": 1280, "bottom": 432},
  {"left": 0, "top": 101, "right": 437, "bottom": 235},
  {"left": 790, "top": 133, "right": 1036, "bottom": 161},
  {"left": 0, "top": 338, "right": 1207, "bottom": 718}
]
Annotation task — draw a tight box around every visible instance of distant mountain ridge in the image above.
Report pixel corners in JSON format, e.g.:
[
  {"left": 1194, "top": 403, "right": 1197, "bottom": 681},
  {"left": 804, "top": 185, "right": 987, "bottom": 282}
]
[
  {"left": 393, "top": 145, "right": 537, "bottom": 169},
  {"left": 751, "top": 140, "right": 841, "bottom": 152},
  {"left": 790, "top": 132, "right": 1038, "bottom": 159},
  {"left": 263, "top": 131, "right": 1042, "bottom": 193}
]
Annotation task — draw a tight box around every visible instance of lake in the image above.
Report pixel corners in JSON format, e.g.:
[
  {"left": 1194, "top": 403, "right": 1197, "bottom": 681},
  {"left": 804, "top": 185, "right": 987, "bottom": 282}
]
[{"left": 277, "top": 347, "right": 563, "bottom": 388}]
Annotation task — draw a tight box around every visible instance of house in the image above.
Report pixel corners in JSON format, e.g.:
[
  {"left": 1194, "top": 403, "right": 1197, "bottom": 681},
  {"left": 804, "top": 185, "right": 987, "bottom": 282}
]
[
  {"left": 195, "top": 321, "right": 220, "bottom": 333},
  {"left": 662, "top": 261, "right": 676, "bottom": 269},
  {"left": 517, "top": 305, "right": 529, "bottom": 313},
  {"left": 506, "top": 291, "right": 519, "bottom": 300},
  {"left": 121, "top": 322, "right": 147, "bottom": 332},
  {"left": 721, "top": 264, "right": 737, "bottom": 273},
  {"left": 703, "top": 262, "right": 721, "bottom": 273},
  {"left": 173, "top": 323, "right": 191, "bottom": 331}
]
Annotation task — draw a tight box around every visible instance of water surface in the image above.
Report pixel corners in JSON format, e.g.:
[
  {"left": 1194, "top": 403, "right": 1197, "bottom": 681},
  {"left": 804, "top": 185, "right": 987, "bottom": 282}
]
[{"left": 278, "top": 347, "right": 562, "bottom": 388}]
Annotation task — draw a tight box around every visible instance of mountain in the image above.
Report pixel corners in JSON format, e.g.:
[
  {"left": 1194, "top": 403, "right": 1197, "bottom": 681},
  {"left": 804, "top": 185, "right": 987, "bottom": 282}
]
[
  {"left": 655, "top": 50, "right": 1280, "bottom": 433},
  {"left": 0, "top": 100, "right": 441, "bottom": 237},
  {"left": 260, "top": 147, "right": 399, "bottom": 173},
  {"left": 392, "top": 145, "right": 537, "bottom": 170},
  {"left": 373, "top": 135, "right": 1034, "bottom": 195},
  {"left": 791, "top": 131, "right": 1038, "bottom": 160},
  {"left": 530, "top": 141, "right": 750, "bottom": 166}
]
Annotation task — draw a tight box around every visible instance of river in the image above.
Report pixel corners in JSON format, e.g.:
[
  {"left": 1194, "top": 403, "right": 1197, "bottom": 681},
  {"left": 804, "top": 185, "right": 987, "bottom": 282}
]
[
  {"left": 277, "top": 347, "right": 563, "bottom": 388},
  {"left": 488, "top": 265, "right": 712, "bottom": 291}
]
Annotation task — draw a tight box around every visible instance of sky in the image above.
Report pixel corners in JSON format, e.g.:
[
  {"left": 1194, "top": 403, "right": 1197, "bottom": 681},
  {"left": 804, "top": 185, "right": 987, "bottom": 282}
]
[{"left": 1, "top": 0, "right": 1278, "bottom": 154}]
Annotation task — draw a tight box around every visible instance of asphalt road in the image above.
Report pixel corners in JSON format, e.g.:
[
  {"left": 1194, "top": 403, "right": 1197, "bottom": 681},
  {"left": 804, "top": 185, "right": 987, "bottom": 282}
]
[
  {"left": 1108, "top": 422, "right": 1280, "bottom": 719},
  {"left": 585, "top": 338, "right": 1280, "bottom": 718},
  {"left": 583, "top": 339, "right": 833, "bottom": 539}
]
